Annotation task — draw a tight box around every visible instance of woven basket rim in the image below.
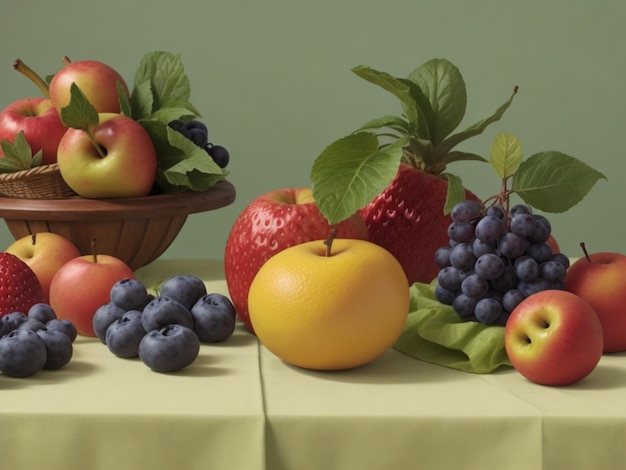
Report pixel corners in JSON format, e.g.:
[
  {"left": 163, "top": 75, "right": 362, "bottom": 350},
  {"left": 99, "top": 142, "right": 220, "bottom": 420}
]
[{"left": 0, "top": 163, "right": 76, "bottom": 199}]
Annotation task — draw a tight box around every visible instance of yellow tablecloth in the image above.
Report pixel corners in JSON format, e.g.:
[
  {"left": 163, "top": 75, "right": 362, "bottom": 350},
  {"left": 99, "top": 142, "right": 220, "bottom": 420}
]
[{"left": 1, "top": 259, "right": 625, "bottom": 470}]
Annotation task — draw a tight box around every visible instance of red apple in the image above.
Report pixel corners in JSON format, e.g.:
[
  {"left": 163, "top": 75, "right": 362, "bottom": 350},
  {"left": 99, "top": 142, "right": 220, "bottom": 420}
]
[
  {"left": 56, "top": 113, "right": 157, "bottom": 198},
  {"left": 5, "top": 232, "right": 81, "bottom": 303},
  {"left": 224, "top": 187, "right": 370, "bottom": 334},
  {"left": 564, "top": 250, "right": 626, "bottom": 353},
  {"left": 505, "top": 289, "right": 603, "bottom": 386},
  {"left": 49, "top": 247, "right": 135, "bottom": 337},
  {"left": 0, "top": 97, "right": 67, "bottom": 165},
  {"left": 49, "top": 59, "right": 130, "bottom": 114}
]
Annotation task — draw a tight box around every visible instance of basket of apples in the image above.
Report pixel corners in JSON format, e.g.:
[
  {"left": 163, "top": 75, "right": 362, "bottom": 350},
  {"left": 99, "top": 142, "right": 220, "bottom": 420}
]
[{"left": 0, "top": 52, "right": 235, "bottom": 270}]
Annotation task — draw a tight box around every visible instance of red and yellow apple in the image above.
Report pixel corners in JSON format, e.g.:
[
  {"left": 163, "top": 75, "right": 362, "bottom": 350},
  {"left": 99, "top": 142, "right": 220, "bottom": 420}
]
[
  {"left": 49, "top": 248, "right": 135, "bottom": 337},
  {"left": 564, "top": 251, "right": 626, "bottom": 353},
  {"left": 49, "top": 59, "right": 130, "bottom": 114},
  {"left": 5, "top": 232, "right": 81, "bottom": 303},
  {"left": 224, "top": 187, "right": 370, "bottom": 334},
  {"left": 0, "top": 97, "right": 67, "bottom": 165},
  {"left": 56, "top": 113, "right": 157, "bottom": 198},
  {"left": 505, "top": 289, "right": 603, "bottom": 386}
]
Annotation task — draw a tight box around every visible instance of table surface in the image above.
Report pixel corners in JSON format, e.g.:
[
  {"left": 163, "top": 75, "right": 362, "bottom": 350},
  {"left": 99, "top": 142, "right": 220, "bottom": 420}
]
[{"left": 2, "top": 259, "right": 625, "bottom": 470}]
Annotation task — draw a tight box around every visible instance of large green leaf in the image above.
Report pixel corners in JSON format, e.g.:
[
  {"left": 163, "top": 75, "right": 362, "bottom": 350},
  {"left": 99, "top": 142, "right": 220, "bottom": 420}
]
[
  {"left": 407, "top": 58, "right": 467, "bottom": 146},
  {"left": 311, "top": 132, "right": 408, "bottom": 224},
  {"left": 511, "top": 151, "right": 607, "bottom": 213}
]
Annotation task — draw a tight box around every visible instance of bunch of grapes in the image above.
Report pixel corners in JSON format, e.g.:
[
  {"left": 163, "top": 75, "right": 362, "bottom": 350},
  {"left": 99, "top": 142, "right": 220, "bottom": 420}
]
[
  {"left": 168, "top": 119, "right": 230, "bottom": 168},
  {"left": 434, "top": 200, "right": 570, "bottom": 325}
]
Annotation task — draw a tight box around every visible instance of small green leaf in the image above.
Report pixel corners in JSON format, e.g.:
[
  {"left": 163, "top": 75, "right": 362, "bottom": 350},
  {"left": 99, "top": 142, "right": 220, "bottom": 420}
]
[
  {"left": 0, "top": 131, "right": 41, "bottom": 172},
  {"left": 511, "top": 151, "right": 607, "bottom": 213},
  {"left": 443, "top": 173, "right": 467, "bottom": 215},
  {"left": 351, "top": 65, "right": 420, "bottom": 135},
  {"left": 59, "top": 82, "right": 99, "bottom": 130},
  {"left": 407, "top": 58, "right": 467, "bottom": 146},
  {"left": 489, "top": 132, "right": 523, "bottom": 178},
  {"left": 437, "top": 86, "right": 518, "bottom": 155},
  {"left": 118, "top": 81, "right": 132, "bottom": 117},
  {"left": 311, "top": 132, "right": 408, "bottom": 224}
]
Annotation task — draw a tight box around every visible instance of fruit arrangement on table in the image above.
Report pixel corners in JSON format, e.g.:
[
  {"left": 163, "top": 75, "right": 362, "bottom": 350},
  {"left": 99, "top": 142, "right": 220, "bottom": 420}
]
[{"left": 0, "top": 55, "right": 622, "bottom": 389}]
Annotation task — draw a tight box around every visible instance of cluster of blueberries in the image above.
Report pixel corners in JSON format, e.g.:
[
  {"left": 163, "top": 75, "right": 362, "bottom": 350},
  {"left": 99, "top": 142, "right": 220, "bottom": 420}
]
[
  {"left": 168, "top": 119, "right": 230, "bottom": 169},
  {"left": 0, "top": 304, "right": 77, "bottom": 378},
  {"left": 93, "top": 274, "right": 236, "bottom": 373}
]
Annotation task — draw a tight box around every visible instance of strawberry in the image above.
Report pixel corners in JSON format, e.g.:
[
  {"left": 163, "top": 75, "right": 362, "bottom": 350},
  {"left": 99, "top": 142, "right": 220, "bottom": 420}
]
[
  {"left": 361, "top": 164, "right": 480, "bottom": 285},
  {"left": 0, "top": 252, "right": 45, "bottom": 318}
]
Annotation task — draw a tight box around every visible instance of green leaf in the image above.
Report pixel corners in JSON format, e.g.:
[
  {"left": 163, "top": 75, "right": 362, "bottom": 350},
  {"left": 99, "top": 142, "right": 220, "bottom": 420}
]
[
  {"left": 130, "top": 80, "right": 154, "bottom": 121},
  {"left": 311, "top": 132, "right": 408, "bottom": 224},
  {"left": 133, "top": 51, "right": 200, "bottom": 116},
  {"left": 117, "top": 81, "right": 132, "bottom": 117},
  {"left": 0, "top": 131, "right": 41, "bottom": 172},
  {"left": 351, "top": 65, "right": 420, "bottom": 135},
  {"left": 407, "top": 58, "right": 467, "bottom": 146},
  {"left": 511, "top": 151, "right": 607, "bottom": 213},
  {"left": 442, "top": 172, "right": 467, "bottom": 215},
  {"left": 437, "top": 86, "right": 518, "bottom": 155},
  {"left": 59, "top": 82, "right": 99, "bottom": 130},
  {"left": 489, "top": 132, "right": 523, "bottom": 178}
]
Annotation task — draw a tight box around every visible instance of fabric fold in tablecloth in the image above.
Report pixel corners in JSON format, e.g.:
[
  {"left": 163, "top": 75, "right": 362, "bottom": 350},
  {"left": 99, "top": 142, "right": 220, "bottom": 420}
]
[{"left": 393, "top": 282, "right": 512, "bottom": 374}]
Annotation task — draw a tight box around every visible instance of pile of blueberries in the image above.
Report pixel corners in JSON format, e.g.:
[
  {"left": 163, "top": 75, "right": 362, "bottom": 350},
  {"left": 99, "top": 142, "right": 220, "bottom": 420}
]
[
  {"left": 93, "top": 274, "right": 237, "bottom": 373},
  {"left": 168, "top": 119, "right": 230, "bottom": 169},
  {"left": 0, "top": 304, "right": 77, "bottom": 378}
]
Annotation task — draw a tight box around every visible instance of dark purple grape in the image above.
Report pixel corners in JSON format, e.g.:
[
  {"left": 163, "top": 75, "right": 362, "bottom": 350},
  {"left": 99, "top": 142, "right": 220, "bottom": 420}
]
[
  {"left": 168, "top": 120, "right": 192, "bottom": 139},
  {"left": 472, "top": 238, "right": 497, "bottom": 257},
  {"left": 503, "top": 289, "right": 526, "bottom": 313},
  {"left": 514, "top": 256, "right": 539, "bottom": 282},
  {"left": 474, "top": 298, "right": 502, "bottom": 324},
  {"left": 435, "top": 285, "right": 456, "bottom": 306},
  {"left": 475, "top": 215, "right": 505, "bottom": 243},
  {"left": 451, "top": 200, "right": 482, "bottom": 223},
  {"left": 453, "top": 294, "right": 478, "bottom": 318},
  {"left": 449, "top": 243, "right": 476, "bottom": 271},
  {"left": 189, "top": 128, "right": 208, "bottom": 147},
  {"left": 186, "top": 120, "right": 208, "bottom": 134},
  {"left": 437, "top": 266, "right": 462, "bottom": 291},
  {"left": 526, "top": 243, "right": 553, "bottom": 263},
  {"left": 447, "top": 222, "right": 475, "bottom": 243},
  {"left": 539, "top": 260, "right": 567, "bottom": 284},
  {"left": 486, "top": 205, "right": 505, "bottom": 220},
  {"left": 498, "top": 232, "right": 528, "bottom": 259},
  {"left": 461, "top": 274, "right": 489, "bottom": 299},
  {"left": 474, "top": 253, "right": 505, "bottom": 280},
  {"left": 510, "top": 212, "right": 536, "bottom": 237},
  {"left": 529, "top": 215, "right": 551, "bottom": 243},
  {"left": 434, "top": 246, "right": 452, "bottom": 268}
]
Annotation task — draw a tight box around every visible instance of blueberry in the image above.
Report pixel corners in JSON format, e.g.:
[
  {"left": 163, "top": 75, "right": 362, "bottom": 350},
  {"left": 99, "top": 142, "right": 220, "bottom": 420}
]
[
  {"left": 92, "top": 302, "right": 127, "bottom": 344},
  {"left": 17, "top": 318, "right": 46, "bottom": 332},
  {"left": 186, "top": 120, "right": 208, "bottom": 134},
  {"left": 1, "top": 312, "right": 28, "bottom": 332},
  {"left": 0, "top": 329, "right": 47, "bottom": 378},
  {"left": 110, "top": 278, "right": 148, "bottom": 311},
  {"left": 37, "top": 328, "right": 73, "bottom": 370},
  {"left": 141, "top": 296, "right": 194, "bottom": 332},
  {"left": 105, "top": 311, "right": 147, "bottom": 358},
  {"left": 45, "top": 319, "right": 78, "bottom": 343},
  {"left": 138, "top": 324, "right": 200, "bottom": 373},
  {"left": 28, "top": 303, "right": 57, "bottom": 323},
  {"left": 191, "top": 293, "right": 236, "bottom": 343},
  {"left": 189, "top": 127, "right": 208, "bottom": 147},
  {"left": 159, "top": 275, "right": 207, "bottom": 310},
  {"left": 168, "top": 119, "right": 191, "bottom": 139}
]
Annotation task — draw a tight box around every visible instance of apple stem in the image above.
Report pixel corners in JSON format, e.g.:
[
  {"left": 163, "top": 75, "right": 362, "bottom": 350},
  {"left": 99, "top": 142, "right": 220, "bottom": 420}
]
[
  {"left": 85, "top": 128, "right": 107, "bottom": 159},
  {"left": 62, "top": 56, "right": 72, "bottom": 65},
  {"left": 13, "top": 59, "right": 50, "bottom": 98},
  {"left": 580, "top": 242, "right": 593, "bottom": 263},
  {"left": 91, "top": 238, "right": 98, "bottom": 263},
  {"left": 323, "top": 226, "right": 339, "bottom": 257},
  {"left": 31, "top": 233, "right": 37, "bottom": 246}
]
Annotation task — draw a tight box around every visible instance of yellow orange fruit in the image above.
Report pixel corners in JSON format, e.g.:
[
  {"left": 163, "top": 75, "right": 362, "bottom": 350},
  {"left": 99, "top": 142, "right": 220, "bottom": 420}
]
[{"left": 248, "top": 237, "right": 410, "bottom": 370}]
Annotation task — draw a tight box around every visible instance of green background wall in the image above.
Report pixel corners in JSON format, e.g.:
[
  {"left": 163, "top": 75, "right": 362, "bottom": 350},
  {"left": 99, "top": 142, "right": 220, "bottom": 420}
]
[{"left": 0, "top": 0, "right": 623, "bottom": 262}]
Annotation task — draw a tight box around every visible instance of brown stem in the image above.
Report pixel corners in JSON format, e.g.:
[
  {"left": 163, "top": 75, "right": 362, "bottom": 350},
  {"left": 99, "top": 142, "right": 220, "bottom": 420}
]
[
  {"left": 580, "top": 242, "right": 592, "bottom": 262},
  {"left": 13, "top": 59, "right": 50, "bottom": 98},
  {"left": 323, "top": 226, "right": 339, "bottom": 257},
  {"left": 31, "top": 233, "right": 37, "bottom": 246},
  {"left": 61, "top": 56, "right": 72, "bottom": 65},
  {"left": 91, "top": 238, "right": 98, "bottom": 263}
]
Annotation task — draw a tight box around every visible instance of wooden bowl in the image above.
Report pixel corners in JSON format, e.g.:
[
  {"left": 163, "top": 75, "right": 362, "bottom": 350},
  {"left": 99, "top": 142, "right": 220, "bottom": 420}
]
[{"left": 0, "top": 180, "right": 236, "bottom": 271}]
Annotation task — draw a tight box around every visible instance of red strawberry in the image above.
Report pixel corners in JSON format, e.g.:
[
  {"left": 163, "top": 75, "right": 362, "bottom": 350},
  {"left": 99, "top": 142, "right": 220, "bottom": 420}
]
[
  {"left": 360, "top": 164, "right": 480, "bottom": 285},
  {"left": 224, "top": 188, "right": 369, "bottom": 334},
  {"left": 0, "top": 252, "right": 45, "bottom": 318}
]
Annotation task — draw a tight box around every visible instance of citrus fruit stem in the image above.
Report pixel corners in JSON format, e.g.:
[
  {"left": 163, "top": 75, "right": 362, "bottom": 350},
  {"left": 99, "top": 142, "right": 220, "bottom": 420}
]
[{"left": 323, "top": 226, "right": 339, "bottom": 257}]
